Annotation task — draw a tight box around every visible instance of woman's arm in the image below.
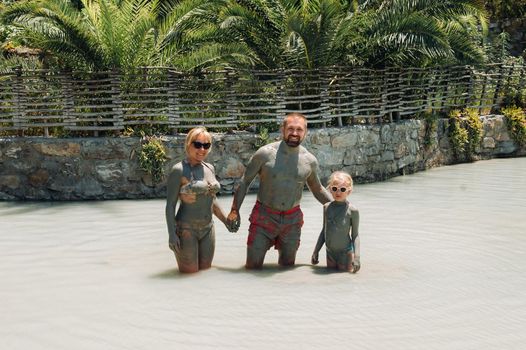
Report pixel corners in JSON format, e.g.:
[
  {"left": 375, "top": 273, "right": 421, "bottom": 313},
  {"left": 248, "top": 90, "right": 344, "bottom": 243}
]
[
  {"left": 212, "top": 198, "right": 228, "bottom": 225},
  {"left": 165, "top": 164, "right": 183, "bottom": 248}
]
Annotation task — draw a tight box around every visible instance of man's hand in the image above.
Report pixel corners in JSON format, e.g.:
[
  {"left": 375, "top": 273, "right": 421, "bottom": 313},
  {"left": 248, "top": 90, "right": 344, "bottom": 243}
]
[
  {"left": 226, "top": 210, "right": 240, "bottom": 232},
  {"left": 311, "top": 252, "right": 319, "bottom": 265}
]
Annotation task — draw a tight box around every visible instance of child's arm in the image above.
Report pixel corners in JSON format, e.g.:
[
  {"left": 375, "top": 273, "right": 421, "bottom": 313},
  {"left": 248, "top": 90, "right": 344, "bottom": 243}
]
[
  {"left": 350, "top": 209, "right": 360, "bottom": 272},
  {"left": 311, "top": 230, "right": 325, "bottom": 264},
  {"left": 311, "top": 204, "right": 327, "bottom": 264}
]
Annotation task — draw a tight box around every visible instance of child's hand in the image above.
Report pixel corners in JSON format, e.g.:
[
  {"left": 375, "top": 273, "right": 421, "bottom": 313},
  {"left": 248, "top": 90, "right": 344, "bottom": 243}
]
[
  {"left": 352, "top": 261, "right": 360, "bottom": 273},
  {"left": 311, "top": 252, "right": 319, "bottom": 265}
]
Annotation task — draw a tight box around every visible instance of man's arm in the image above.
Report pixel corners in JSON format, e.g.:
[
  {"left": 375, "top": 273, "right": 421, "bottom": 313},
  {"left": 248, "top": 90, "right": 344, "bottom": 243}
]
[
  {"left": 227, "top": 149, "right": 266, "bottom": 231},
  {"left": 306, "top": 158, "right": 332, "bottom": 204}
]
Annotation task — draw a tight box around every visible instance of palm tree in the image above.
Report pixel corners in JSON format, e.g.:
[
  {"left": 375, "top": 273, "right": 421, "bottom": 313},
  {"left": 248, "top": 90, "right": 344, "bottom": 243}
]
[
  {"left": 1, "top": 0, "right": 158, "bottom": 70},
  {"left": 215, "top": 0, "right": 488, "bottom": 69},
  {"left": 154, "top": 0, "right": 258, "bottom": 70},
  {"left": 1, "top": 0, "right": 250, "bottom": 71},
  {"left": 350, "top": 0, "right": 488, "bottom": 67}
]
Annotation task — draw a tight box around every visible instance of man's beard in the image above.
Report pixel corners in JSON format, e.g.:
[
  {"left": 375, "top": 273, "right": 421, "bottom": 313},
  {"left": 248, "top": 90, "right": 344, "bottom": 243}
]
[{"left": 285, "top": 136, "right": 302, "bottom": 147}]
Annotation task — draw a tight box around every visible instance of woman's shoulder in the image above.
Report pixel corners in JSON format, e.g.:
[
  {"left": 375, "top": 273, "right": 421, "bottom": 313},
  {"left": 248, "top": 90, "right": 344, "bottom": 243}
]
[
  {"left": 202, "top": 161, "right": 215, "bottom": 172},
  {"left": 169, "top": 161, "right": 184, "bottom": 174}
]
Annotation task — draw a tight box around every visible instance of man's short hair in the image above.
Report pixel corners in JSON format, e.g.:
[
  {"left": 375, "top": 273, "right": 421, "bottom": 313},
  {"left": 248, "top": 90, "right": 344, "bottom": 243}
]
[{"left": 282, "top": 112, "right": 307, "bottom": 128}]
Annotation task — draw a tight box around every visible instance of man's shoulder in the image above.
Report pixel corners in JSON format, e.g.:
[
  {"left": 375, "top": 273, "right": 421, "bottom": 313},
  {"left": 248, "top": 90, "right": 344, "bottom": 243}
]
[
  {"left": 298, "top": 145, "right": 317, "bottom": 162},
  {"left": 255, "top": 141, "right": 279, "bottom": 155}
]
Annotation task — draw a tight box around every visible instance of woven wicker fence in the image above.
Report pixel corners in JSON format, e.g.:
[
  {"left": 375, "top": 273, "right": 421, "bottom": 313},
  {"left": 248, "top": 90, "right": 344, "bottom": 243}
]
[{"left": 1, "top": 64, "right": 524, "bottom": 136}]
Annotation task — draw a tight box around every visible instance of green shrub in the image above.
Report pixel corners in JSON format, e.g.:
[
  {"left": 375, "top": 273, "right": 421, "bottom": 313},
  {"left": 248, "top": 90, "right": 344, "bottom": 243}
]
[
  {"left": 464, "top": 108, "right": 483, "bottom": 155},
  {"left": 139, "top": 135, "right": 167, "bottom": 184},
  {"left": 421, "top": 112, "right": 439, "bottom": 148},
  {"left": 255, "top": 126, "right": 271, "bottom": 148},
  {"left": 448, "top": 109, "right": 469, "bottom": 159},
  {"left": 448, "top": 109, "right": 483, "bottom": 160},
  {"left": 502, "top": 106, "right": 526, "bottom": 146}
]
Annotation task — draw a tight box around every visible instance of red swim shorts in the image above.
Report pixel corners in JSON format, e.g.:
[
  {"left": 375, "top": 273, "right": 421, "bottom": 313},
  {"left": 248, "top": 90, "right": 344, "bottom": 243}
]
[{"left": 247, "top": 201, "right": 304, "bottom": 250}]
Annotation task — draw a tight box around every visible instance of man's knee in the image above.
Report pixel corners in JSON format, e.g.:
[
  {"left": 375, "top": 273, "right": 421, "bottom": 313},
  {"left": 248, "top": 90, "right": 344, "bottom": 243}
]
[
  {"left": 246, "top": 246, "right": 266, "bottom": 269},
  {"left": 278, "top": 245, "right": 298, "bottom": 266}
]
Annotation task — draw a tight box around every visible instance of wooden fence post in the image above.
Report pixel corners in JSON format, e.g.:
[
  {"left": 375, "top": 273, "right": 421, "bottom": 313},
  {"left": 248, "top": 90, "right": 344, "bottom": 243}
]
[
  {"left": 110, "top": 69, "right": 124, "bottom": 136},
  {"left": 492, "top": 63, "right": 504, "bottom": 112},
  {"left": 61, "top": 71, "right": 76, "bottom": 133},
  {"left": 168, "top": 69, "right": 180, "bottom": 135},
  {"left": 12, "top": 66, "right": 25, "bottom": 136}
]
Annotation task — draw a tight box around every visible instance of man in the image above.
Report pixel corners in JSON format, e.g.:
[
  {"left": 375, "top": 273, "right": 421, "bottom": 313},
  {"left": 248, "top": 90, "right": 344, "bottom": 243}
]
[{"left": 227, "top": 112, "right": 332, "bottom": 269}]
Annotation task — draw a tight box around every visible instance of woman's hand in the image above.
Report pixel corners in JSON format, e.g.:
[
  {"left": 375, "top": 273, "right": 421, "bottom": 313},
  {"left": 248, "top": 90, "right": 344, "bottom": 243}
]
[{"left": 169, "top": 235, "right": 181, "bottom": 253}]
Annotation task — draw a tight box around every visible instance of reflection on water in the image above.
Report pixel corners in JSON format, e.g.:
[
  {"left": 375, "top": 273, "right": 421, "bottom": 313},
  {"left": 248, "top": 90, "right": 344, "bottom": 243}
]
[{"left": 1, "top": 158, "right": 525, "bottom": 350}]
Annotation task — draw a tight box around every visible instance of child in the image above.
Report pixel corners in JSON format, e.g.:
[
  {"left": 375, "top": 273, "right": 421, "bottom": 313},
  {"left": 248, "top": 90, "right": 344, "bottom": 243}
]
[{"left": 311, "top": 171, "right": 360, "bottom": 273}]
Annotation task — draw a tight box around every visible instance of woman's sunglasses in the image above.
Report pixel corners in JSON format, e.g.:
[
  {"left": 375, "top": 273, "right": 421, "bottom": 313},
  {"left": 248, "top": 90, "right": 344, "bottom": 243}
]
[
  {"left": 192, "top": 141, "right": 211, "bottom": 150},
  {"left": 331, "top": 186, "right": 348, "bottom": 193}
]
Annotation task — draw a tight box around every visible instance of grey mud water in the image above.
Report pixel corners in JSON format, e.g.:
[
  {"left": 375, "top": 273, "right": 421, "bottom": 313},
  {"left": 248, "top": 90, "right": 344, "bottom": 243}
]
[{"left": 1, "top": 158, "right": 525, "bottom": 349}]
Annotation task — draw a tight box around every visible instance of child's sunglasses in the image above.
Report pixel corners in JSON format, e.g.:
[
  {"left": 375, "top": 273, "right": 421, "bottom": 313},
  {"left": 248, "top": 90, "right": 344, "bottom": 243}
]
[
  {"left": 331, "top": 186, "right": 348, "bottom": 193},
  {"left": 192, "top": 141, "right": 211, "bottom": 150}
]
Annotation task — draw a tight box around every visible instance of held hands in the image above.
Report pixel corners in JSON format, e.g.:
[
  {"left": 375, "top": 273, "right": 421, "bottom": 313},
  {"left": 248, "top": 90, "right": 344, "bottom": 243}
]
[
  {"left": 311, "top": 252, "right": 319, "bottom": 265},
  {"left": 226, "top": 209, "right": 240, "bottom": 233}
]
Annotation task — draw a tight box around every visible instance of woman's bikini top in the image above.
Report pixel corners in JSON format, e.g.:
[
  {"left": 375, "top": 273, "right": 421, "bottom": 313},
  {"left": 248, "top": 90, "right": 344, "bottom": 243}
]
[{"left": 179, "top": 160, "right": 220, "bottom": 196}]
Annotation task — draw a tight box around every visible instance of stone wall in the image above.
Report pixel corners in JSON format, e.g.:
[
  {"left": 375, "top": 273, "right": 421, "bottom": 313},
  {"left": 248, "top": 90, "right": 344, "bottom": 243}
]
[{"left": 0, "top": 115, "right": 524, "bottom": 200}]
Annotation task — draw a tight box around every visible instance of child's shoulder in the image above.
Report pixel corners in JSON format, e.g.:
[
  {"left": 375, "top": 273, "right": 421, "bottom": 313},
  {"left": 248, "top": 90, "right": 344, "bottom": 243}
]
[{"left": 347, "top": 201, "right": 359, "bottom": 212}]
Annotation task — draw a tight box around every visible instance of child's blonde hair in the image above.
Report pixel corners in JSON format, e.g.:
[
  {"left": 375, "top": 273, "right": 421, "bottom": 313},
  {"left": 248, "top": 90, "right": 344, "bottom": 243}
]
[{"left": 327, "top": 171, "right": 353, "bottom": 189}]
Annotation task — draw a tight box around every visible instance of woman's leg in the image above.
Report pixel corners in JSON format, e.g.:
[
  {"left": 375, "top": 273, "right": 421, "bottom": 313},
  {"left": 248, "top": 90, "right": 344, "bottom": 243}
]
[
  {"left": 344, "top": 252, "right": 355, "bottom": 272},
  {"left": 198, "top": 226, "right": 215, "bottom": 270},
  {"left": 326, "top": 250, "right": 338, "bottom": 269},
  {"left": 174, "top": 227, "right": 199, "bottom": 273}
]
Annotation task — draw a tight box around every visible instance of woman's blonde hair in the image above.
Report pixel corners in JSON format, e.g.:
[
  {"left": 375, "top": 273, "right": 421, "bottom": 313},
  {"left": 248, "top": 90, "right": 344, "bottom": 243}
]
[
  {"left": 185, "top": 127, "right": 212, "bottom": 153},
  {"left": 327, "top": 171, "right": 353, "bottom": 189}
]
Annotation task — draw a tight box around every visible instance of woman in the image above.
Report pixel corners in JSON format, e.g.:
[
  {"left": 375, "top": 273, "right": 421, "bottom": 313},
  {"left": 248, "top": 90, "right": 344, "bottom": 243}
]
[{"left": 165, "top": 127, "right": 228, "bottom": 273}]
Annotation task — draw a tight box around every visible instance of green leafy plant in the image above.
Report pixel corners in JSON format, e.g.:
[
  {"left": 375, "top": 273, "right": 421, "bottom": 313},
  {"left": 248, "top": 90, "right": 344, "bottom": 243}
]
[
  {"left": 448, "top": 108, "right": 483, "bottom": 160},
  {"left": 448, "top": 109, "right": 469, "bottom": 159},
  {"left": 139, "top": 134, "right": 167, "bottom": 184},
  {"left": 502, "top": 106, "right": 526, "bottom": 146},
  {"left": 464, "top": 108, "right": 483, "bottom": 155},
  {"left": 255, "top": 126, "right": 271, "bottom": 148},
  {"left": 421, "top": 112, "right": 439, "bottom": 148}
]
